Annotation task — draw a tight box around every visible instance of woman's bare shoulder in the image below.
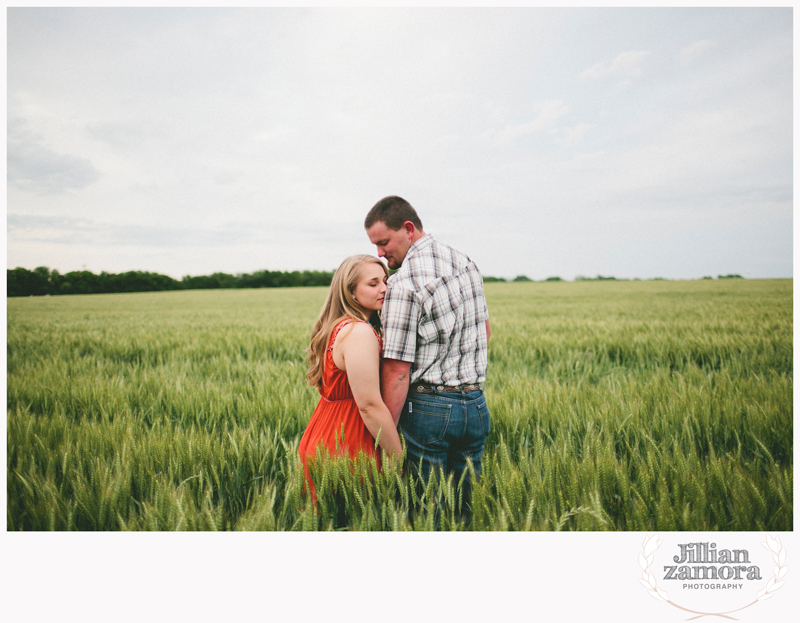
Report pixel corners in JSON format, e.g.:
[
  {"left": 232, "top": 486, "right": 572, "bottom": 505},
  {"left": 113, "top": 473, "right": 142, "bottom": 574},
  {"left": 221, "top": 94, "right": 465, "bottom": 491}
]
[
  {"left": 333, "top": 320, "right": 378, "bottom": 349},
  {"left": 345, "top": 321, "right": 380, "bottom": 342}
]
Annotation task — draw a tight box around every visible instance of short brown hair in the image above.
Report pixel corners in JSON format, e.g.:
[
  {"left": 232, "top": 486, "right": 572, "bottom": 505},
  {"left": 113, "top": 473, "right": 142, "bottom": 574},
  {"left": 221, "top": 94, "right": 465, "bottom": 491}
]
[{"left": 364, "top": 196, "right": 423, "bottom": 231}]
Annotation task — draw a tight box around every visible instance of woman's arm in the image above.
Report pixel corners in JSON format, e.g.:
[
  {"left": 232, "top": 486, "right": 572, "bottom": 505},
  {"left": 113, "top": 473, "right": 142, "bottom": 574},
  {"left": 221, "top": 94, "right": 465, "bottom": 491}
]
[{"left": 334, "top": 323, "right": 403, "bottom": 459}]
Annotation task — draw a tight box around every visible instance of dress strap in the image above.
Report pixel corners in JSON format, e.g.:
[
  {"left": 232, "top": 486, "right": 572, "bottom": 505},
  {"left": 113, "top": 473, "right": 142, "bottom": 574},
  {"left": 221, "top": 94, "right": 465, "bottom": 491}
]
[{"left": 327, "top": 319, "right": 353, "bottom": 352}]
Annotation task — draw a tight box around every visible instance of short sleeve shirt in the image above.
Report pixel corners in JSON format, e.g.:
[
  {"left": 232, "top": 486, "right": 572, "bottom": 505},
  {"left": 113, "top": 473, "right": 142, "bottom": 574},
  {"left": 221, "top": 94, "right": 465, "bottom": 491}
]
[{"left": 381, "top": 234, "right": 489, "bottom": 385}]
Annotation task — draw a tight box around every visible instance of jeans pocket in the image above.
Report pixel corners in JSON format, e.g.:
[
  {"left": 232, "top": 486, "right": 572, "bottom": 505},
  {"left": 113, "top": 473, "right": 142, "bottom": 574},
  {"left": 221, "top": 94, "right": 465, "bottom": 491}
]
[
  {"left": 477, "top": 397, "right": 491, "bottom": 437},
  {"left": 402, "top": 397, "right": 452, "bottom": 445}
]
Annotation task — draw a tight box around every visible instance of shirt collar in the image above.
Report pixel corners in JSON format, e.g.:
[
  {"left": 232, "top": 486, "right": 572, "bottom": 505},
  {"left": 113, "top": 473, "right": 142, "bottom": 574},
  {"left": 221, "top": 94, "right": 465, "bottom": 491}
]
[{"left": 403, "top": 233, "right": 434, "bottom": 262}]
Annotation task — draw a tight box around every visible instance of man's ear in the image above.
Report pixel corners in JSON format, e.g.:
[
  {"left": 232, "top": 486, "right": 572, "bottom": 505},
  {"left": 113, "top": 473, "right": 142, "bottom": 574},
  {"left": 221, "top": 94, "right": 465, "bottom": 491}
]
[{"left": 403, "top": 221, "right": 415, "bottom": 238}]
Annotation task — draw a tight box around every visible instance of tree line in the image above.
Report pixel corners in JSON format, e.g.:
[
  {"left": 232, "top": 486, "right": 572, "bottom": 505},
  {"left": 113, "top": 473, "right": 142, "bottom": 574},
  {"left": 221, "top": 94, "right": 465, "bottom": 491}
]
[
  {"left": 7, "top": 266, "right": 336, "bottom": 297},
  {"left": 7, "top": 266, "right": 747, "bottom": 298}
]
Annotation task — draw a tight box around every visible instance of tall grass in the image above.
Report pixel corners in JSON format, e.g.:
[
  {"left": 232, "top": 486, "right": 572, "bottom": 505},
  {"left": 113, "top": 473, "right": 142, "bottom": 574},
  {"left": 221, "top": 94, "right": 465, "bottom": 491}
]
[{"left": 7, "top": 279, "right": 792, "bottom": 530}]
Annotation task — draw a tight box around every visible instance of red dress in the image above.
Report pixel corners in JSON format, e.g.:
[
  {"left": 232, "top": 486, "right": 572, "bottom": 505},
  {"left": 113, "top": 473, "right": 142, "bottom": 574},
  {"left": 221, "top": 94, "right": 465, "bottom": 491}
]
[{"left": 299, "top": 319, "right": 382, "bottom": 499}]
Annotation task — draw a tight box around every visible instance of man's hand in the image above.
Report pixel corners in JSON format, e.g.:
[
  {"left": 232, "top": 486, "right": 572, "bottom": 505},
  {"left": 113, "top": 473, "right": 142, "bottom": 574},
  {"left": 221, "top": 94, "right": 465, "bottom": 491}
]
[{"left": 381, "top": 358, "right": 411, "bottom": 426}]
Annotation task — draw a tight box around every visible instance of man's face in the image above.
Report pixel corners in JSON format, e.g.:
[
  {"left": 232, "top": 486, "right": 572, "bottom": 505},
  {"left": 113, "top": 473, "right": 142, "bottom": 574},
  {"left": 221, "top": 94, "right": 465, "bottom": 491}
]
[{"left": 366, "top": 221, "right": 412, "bottom": 269}]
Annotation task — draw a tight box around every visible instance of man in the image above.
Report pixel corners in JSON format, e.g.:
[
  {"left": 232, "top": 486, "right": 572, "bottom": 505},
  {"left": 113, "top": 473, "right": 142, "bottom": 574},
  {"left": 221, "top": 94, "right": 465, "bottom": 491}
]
[{"left": 365, "top": 195, "right": 491, "bottom": 515}]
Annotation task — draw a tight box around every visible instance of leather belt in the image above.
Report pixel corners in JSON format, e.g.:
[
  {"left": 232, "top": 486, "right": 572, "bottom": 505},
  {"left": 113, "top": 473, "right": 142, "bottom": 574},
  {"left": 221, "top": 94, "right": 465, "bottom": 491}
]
[{"left": 411, "top": 382, "right": 484, "bottom": 394}]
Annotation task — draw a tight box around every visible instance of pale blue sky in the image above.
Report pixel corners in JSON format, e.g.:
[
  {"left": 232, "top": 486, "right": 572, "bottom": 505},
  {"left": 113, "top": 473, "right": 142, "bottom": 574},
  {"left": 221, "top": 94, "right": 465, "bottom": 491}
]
[{"left": 7, "top": 7, "right": 792, "bottom": 280}]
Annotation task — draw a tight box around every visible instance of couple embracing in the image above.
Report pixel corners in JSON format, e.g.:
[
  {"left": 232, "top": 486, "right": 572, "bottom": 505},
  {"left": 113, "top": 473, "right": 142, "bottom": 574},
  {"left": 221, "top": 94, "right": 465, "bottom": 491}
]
[{"left": 299, "top": 196, "right": 491, "bottom": 516}]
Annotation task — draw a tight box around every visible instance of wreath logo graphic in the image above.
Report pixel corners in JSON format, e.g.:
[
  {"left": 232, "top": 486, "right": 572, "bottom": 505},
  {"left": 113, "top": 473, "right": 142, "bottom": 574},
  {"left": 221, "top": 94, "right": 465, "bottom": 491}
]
[{"left": 638, "top": 534, "right": 787, "bottom": 620}]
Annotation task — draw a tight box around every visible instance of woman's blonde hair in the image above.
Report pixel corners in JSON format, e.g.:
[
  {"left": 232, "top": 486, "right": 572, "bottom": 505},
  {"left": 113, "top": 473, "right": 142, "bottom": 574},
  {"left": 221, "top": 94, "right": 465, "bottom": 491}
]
[{"left": 306, "top": 255, "right": 388, "bottom": 387}]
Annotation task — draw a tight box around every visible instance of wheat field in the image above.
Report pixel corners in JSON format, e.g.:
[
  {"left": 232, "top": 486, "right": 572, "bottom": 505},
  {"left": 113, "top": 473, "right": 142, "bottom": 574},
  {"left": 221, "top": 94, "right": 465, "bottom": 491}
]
[{"left": 6, "top": 279, "right": 792, "bottom": 530}]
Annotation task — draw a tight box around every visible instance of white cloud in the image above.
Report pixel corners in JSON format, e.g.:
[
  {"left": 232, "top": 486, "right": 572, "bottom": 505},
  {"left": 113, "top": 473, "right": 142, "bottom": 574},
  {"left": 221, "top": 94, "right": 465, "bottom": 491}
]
[
  {"left": 580, "top": 50, "right": 651, "bottom": 80},
  {"left": 483, "top": 100, "right": 568, "bottom": 146},
  {"left": 579, "top": 104, "right": 789, "bottom": 207},
  {"left": 5, "top": 8, "right": 792, "bottom": 280},
  {"left": 680, "top": 39, "right": 717, "bottom": 64},
  {"left": 556, "top": 123, "right": 594, "bottom": 147},
  {"left": 7, "top": 118, "right": 101, "bottom": 194}
]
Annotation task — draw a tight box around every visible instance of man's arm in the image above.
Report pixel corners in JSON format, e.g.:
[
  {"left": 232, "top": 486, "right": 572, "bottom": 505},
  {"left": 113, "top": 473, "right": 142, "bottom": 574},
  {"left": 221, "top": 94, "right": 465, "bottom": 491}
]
[
  {"left": 485, "top": 319, "right": 491, "bottom": 341},
  {"left": 381, "top": 358, "right": 411, "bottom": 426}
]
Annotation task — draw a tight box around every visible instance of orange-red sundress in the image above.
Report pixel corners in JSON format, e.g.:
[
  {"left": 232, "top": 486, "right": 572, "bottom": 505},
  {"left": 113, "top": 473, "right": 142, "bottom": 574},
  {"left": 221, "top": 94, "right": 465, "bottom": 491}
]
[{"left": 299, "top": 319, "right": 382, "bottom": 500}]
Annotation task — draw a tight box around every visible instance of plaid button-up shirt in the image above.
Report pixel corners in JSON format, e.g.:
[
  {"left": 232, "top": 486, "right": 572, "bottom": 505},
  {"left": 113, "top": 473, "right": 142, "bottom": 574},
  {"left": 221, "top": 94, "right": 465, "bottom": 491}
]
[{"left": 381, "top": 234, "right": 489, "bottom": 385}]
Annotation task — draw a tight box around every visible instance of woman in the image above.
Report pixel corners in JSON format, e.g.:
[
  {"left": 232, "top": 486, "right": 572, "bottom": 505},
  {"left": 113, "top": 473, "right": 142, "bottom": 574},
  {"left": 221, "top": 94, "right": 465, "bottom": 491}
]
[{"left": 299, "top": 255, "right": 402, "bottom": 498}]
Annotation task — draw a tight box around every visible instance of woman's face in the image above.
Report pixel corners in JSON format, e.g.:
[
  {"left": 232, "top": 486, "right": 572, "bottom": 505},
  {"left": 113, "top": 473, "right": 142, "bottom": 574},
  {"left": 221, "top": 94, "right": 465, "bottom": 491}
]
[{"left": 352, "top": 262, "right": 388, "bottom": 312}]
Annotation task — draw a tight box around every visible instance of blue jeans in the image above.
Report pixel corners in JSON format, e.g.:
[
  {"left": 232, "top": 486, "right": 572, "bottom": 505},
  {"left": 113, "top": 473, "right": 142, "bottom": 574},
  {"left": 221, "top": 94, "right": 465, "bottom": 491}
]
[{"left": 398, "top": 389, "right": 490, "bottom": 515}]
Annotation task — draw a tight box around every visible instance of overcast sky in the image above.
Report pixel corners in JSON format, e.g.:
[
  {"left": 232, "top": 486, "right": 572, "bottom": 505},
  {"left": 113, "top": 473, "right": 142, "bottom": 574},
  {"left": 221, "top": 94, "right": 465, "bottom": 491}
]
[{"left": 6, "top": 7, "right": 793, "bottom": 280}]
